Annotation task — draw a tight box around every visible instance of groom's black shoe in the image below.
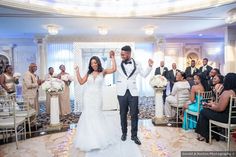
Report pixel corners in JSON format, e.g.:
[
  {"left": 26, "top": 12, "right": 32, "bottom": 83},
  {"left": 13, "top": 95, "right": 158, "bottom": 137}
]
[
  {"left": 121, "top": 134, "right": 127, "bottom": 141},
  {"left": 131, "top": 136, "right": 141, "bottom": 145}
]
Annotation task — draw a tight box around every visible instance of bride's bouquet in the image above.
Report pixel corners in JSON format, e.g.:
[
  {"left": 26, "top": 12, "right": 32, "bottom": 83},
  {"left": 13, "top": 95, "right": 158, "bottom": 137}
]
[
  {"left": 149, "top": 75, "right": 168, "bottom": 89},
  {"left": 41, "top": 78, "right": 65, "bottom": 94}
]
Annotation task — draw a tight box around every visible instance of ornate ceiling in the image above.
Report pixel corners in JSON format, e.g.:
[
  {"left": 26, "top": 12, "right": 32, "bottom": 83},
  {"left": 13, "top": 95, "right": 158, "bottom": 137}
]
[{"left": 0, "top": 0, "right": 235, "bottom": 17}]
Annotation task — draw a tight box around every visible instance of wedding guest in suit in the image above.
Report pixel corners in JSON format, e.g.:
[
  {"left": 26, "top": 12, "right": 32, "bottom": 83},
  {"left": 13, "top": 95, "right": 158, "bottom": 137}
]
[
  {"left": 23, "top": 63, "right": 42, "bottom": 113},
  {"left": 155, "top": 61, "right": 168, "bottom": 104},
  {"left": 185, "top": 60, "right": 199, "bottom": 87},
  {"left": 167, "top": 63, "right": 180, "bottom": 92},
  {"left": 116, "top": 45, "right": 153, "bottom": 145},
  {"left": 199, "top": 58, "right": 212, "bottom": 91},
  {"left": 58, "top": 65, "right": 72, "bottom": 115},
  {"left": 0, "top": 65, "right": 19, "bottom": 94},
  {"left": 44, "top": 67, "right": 56, "bottom": 114}
]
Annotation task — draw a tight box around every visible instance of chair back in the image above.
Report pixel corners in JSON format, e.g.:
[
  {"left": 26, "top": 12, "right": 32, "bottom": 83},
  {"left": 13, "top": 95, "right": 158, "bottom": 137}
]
[
  {"left": 228, "top": 96, "right": 236, "bottom": 126},
  {"left": 176, "top": 87, "right": 190, "bottom": 107},
  {"left": 197, "top": 91, "right": 213, "bottom": 114}
]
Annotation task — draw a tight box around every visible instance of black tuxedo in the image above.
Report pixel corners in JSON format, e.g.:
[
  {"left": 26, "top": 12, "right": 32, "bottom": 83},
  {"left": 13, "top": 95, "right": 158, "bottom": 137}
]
[
  {"left": 167, "top": 69, "right": 180, "bottom": 92},
  {"left": 154, "top": 67, "right": 168, "bottom": 78},
  {"left": 185, "top": 66, "right": 199, "bottom": 79},
  {"left": 154, "top": 66, "right": 168, "bottom": 103},
  {"left": 185, "top": 66, "right": 199, "bottom": 87},
  {"left": 199, "top": 65, "right": 213, "bottom": 91}
]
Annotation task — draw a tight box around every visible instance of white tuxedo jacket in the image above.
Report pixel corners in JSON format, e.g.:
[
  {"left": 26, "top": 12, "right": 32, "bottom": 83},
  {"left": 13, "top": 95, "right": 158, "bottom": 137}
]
[{"left": 116, "top": 60, "right": 152, "bottom": 96}]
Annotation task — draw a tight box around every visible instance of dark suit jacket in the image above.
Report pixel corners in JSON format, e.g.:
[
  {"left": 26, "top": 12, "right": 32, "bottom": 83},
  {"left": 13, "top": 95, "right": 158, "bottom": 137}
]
[
  {"left": 154, "top": 67, "right": 168, "bottom": 78},
  {"left": 185, "top": 66, "right": 199, "bottom": 79},
  {"left": 167, "top": 69, "right": 180, "bottom": 91},
  {"left": 199, "top": 65, "right": 213, "bottom": 91}
]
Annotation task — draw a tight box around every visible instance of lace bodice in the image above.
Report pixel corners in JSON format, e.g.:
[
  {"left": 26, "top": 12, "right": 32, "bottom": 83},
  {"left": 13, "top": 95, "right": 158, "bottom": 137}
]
[{"left": 86, "top": 72, "right": 104, "bottom": 90}]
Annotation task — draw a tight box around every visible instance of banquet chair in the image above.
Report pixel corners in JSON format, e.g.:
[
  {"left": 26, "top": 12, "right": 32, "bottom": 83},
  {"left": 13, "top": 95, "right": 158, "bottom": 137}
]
[
  {"left": 186, "top": 91, "right": 213, "bottom": 129},
  {"left": 209, "top": 96, "right": 236, "bottom": 151},
  {"left": 0, "top": 94, "right": 26, "bottom": 149},
  {"left": 169, "top": 87, "right": 190, "bottom": 125},
  {"left": 15, "top": 94, "right": 37, "bottom": 137}
]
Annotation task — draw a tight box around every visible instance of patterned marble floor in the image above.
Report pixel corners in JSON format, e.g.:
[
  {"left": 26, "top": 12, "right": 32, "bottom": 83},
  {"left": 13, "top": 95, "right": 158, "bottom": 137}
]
[{"left": 0, "top": 111, "right": 235, "bottom": 157}]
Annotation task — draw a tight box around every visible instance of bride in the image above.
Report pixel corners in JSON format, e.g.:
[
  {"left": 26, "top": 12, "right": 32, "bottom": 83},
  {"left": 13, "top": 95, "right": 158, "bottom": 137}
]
[{"left": 74, "top": 51, "right": 117, "bottom": 151}]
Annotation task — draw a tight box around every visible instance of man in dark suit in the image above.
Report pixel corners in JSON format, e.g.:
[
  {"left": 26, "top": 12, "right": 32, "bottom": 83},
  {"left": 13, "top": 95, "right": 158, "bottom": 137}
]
[
  {"left": 167, "top": 63, "right": 180, "bottom": 92},
  {"left": 185, "top": 60, "right": 199, "bottom": 87},
  {"left": 154, "top": 61, "right": 168, "bottom": 103},
  {"left": 199, "top": 58, "right": 213, "bottom": 91}
]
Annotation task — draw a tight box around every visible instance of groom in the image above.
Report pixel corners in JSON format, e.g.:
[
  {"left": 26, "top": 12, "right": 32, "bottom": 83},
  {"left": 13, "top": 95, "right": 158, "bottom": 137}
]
[{"left": 116, "top": 45, "right": 153, "bottom": 145}]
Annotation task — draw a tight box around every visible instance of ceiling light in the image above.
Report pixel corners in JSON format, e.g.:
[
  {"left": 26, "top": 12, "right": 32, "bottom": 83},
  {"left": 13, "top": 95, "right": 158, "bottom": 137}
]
[
  {"left": 225, "top": 8, "right": 236, "bottom": 24},
  {"left": 98, "top": 26, "right": 108, "bottom": 35},
  {"left": 44, "top": 24, "right": 61, "bottom": 35},
  {"left": 143, "top": 25, "right": 156, "bottom": 36}
]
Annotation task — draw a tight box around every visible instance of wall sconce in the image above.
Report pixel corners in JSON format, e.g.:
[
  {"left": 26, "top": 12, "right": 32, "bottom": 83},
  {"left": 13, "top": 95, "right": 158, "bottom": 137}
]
[
  {"left": 44, "top": 24, "right": 61, "bottom": 35},
  {"left": 98, "top": 26, "right": 108, "bottom": 35},
  {"left": 143, "top": 25, "right": 156, "bottom": 36}
]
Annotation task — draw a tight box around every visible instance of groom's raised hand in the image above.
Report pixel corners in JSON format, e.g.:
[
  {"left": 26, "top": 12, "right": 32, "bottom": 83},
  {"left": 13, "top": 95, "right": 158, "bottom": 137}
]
[{"left": 148, "top": 59, "right": 154, "bottom": 67}]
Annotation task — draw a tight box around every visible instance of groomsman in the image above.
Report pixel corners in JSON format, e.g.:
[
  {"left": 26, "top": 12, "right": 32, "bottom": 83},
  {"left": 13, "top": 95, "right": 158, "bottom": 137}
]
[
  {"left": 154, "top": 61, "right": 168, "bottom": 103},
  {"left": 199, "top": 58, "right": 212, "bottom": 91},
  {"left": 116, "top": 45, "right": 153, "bottom": 145},
  {"left": 167, "top": 63, "right": 180, "bottom": 92},
  {"left": 185, "top": 60, "right": 199, "bottom": 87}
]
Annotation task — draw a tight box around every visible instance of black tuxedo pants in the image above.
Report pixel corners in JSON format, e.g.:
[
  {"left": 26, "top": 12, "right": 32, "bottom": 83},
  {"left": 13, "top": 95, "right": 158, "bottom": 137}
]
[{"left": 117, "top": 90, "right": 139, "bottom": 137}]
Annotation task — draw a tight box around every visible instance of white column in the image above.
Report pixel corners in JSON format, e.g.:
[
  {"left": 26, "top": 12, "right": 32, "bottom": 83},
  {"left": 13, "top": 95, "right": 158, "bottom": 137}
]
[
  {"left": 155, "top": 89, "right": 164, "bottom": 118},
  {"left": 34, "top": 37, "right": 47, "bottom": 101},
  {"left": 224, "top": 26, "right": 236, "bottom": 73},
  {"left": 50, "top": 94, "right": 60, "bottom": 125}
]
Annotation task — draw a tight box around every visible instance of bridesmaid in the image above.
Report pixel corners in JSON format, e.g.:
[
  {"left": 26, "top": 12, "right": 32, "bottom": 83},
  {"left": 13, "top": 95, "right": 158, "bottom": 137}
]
[
  {"left": 182, "top": 74, "right": 205, "bottom": 130},
  {"left": 58, "top": 64, "right": 71, "bottom": 115}
]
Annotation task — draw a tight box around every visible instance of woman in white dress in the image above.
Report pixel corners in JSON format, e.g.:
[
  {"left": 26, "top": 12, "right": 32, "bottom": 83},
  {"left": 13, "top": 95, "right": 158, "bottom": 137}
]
[
  {"left": 74, "top": 51, "right": 116, "bottom": 151},
  {"left": 164, "top": 71, "right": 190, "bottom": 118}
]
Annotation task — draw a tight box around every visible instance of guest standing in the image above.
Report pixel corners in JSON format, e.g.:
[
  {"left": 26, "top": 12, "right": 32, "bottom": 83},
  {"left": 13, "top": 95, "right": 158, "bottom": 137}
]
[
  {"left": 155, "top": 61, "right": 168, "bottom": 104},
  {"left": 0, "top": 65, "right": 19, "bottom": 94},
  {"left": 44, "top": 67, "right": 56, "bottom": 114},
  {"left": 58, "top": 64, "right": 71, "bottom": 115},
  {"left": 23, "top": 63, "right": 42, "bottom": 113}
]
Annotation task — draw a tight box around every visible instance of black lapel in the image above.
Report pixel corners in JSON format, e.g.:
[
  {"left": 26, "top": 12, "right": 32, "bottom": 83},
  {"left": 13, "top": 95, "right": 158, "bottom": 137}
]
[
  {"left": 128, "top": 58, "right": 136, "bottom": 79},
  {"left": 121, "top": 62, "right": 127, "bottom": 76}
]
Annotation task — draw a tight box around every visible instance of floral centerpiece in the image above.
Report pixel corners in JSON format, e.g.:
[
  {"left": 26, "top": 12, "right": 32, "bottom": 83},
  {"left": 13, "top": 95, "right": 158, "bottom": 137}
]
[
  {"left": 149, "top": 75, "right": 168, "bottom": 89},
  {"left": 41, "top": 78, "right": 65, "bottom": 95}
]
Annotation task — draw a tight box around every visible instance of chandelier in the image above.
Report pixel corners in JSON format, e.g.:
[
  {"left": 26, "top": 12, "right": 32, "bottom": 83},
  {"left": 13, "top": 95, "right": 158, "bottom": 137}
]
[
  {"left": 44, "top": 24, "right": 61, "bottom": 35},
  {"left": 97, "top": 26, "right": 108, "bottom": 35}
]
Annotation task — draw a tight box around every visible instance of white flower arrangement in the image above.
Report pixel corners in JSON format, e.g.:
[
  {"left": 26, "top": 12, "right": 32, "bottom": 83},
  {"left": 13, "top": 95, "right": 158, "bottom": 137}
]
[
  {"left": 13, "top": 72, "right": 21, "bottom": 79},
  {"left": 149, "top": 75, "right": 168, "bottom": 89},
  {"left": 41, "top": 78, "right": 65, "bottom": 93}
]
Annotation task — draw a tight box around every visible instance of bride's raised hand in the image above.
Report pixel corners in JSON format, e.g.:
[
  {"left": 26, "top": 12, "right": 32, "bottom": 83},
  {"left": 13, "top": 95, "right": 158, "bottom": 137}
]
[
  {"left": 74, "top": 64, "right": 79, "bottom": 71},
  {"left": 109, "top": 50, "right": 115, "bottom": 58}
]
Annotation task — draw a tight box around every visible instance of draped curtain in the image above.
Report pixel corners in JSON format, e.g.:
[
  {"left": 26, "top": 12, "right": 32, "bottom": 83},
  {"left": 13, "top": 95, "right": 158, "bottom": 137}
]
[{"left": 47, "top": 43, "right": 75, "bottom": 99}]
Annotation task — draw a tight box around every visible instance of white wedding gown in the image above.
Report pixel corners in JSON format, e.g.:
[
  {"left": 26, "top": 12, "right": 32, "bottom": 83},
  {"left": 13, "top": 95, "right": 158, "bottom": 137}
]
[
  {"left": 74, "top": 73, "right": 116, "bottom": 151},
  {"left": 73, "top": 73, "right": 142, "bottom": 157}
]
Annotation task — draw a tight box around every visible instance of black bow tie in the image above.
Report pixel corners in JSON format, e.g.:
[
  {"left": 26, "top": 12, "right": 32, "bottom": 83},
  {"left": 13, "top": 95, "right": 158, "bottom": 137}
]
[{"left": 123, "top": 61, "right": 132, "bottom": 64}]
